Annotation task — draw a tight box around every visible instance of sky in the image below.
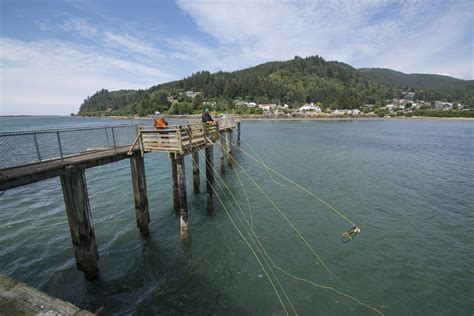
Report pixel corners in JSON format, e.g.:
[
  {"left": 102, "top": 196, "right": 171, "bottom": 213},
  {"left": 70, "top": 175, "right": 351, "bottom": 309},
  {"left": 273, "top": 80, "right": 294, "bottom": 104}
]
[{"left": 0, "top": 0, "right": 473, "bottom": 115}]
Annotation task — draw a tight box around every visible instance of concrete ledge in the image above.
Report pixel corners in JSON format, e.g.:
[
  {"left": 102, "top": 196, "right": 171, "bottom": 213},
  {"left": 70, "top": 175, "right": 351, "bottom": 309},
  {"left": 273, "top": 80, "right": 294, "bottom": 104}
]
[{"left": 0, "top": 274, "right": 94, "bottom": 316}]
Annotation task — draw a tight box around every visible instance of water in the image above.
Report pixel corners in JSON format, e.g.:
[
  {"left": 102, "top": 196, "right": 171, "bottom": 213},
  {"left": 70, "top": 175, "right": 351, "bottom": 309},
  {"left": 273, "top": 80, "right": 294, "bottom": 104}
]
[{"left": 1, "top": 117, "right": 473, "bottom": 315}]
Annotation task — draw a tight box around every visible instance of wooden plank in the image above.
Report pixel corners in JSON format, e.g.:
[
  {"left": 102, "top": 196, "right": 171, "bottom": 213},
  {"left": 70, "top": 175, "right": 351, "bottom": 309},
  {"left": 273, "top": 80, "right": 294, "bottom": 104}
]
[
  {"left": 143, "top": 136, "right": 178, "bottom": 141},
  {"left": 60, "top": 166, "right": 99, "bottom": 279},
  {"left": 143, "top": 143, "right": 181, "bottom": 148},
  {"left": 130, "top": 152, "right": 150, "bottom": 234}
]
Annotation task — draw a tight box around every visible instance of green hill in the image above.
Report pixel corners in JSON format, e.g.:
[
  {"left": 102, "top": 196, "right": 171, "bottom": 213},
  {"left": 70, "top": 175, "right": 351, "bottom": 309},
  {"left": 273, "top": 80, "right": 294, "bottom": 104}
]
[
  {"left": 78, "top": 56, "right": 474, "bottom": 116},
  {"left": 358, "top": 68, "right": 473, "bottom": 90}
]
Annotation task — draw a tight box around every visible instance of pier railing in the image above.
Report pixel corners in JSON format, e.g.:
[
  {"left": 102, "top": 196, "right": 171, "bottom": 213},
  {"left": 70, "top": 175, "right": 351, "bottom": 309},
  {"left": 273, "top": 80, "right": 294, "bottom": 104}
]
[
  {"left": 0, "top": 124, "right": 139, "bottom": 170},
  {"left": 0, "top": 117, "right": 240, "bottom": 170},
  {"left": 139, "top": 122, "right": 219, "bottom": 155}
]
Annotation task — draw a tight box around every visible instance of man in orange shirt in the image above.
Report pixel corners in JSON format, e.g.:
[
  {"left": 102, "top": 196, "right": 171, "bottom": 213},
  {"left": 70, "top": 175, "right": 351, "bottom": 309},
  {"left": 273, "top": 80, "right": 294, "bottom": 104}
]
[{"left": 153, "top": 111, "right": 168, "bottom": 129}]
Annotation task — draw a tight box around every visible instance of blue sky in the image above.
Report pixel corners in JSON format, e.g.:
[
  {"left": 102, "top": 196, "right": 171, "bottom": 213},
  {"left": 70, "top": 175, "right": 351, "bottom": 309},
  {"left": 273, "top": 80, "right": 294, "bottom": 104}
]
[{"left": 1, "top": 0, "right": 473, "bottom": 115}]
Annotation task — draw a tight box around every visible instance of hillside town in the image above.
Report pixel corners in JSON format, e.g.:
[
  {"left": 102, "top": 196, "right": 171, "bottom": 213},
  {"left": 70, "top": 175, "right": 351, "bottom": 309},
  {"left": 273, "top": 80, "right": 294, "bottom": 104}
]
[{"left": 171, "top": 90, "right": 468, "bottom": 118}]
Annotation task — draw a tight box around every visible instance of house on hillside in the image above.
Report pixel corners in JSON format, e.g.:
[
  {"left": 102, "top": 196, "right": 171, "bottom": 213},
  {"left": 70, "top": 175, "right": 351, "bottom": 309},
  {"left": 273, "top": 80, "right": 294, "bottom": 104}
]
[
  {"left": 299, "top": 103, "right": 321, "bottom": 112},
  {"left": 351, "top": 109, "right": 361, "bottom": 115},
  {"left": 385, "top": 104, "right": 395, "bottom": 111},
  {"left": 184, "top": 91, "right": 200, "bottom": 98},
  {"left": 258, "top": 104, "right": 276, "bottom": 111},
  {"left": 434, "top": 101, "right": 453, "bottom": 109}
]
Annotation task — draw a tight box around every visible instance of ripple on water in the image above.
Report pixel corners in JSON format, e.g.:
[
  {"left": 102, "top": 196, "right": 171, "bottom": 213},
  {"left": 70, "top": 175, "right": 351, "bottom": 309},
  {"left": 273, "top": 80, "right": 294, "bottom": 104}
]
[{"left": 1, "top": 119, "right": 474, "bottom": 314}]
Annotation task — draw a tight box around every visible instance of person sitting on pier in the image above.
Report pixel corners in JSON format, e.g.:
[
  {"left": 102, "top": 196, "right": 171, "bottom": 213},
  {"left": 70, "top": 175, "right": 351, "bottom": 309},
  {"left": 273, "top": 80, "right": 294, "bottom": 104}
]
[
  {"left": 154, "top": 111, "right": 169, "bottom": 129},
  {"left": 201, "top": 108, "right": 214, "bottom": 124}
]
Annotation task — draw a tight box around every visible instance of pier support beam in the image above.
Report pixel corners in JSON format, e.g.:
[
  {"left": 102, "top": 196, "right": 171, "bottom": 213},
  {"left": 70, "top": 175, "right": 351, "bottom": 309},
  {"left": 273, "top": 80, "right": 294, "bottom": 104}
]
[
  {"left": 205, "top": 146, "right": 214, "bottom": 212},
  {"left": 130, "top": 152, "right": 150, "bottom": 234},
  {"left": 227, "top": 130, "right": 233, "bottom": 165},
  {"left": 219, "top": 132, "right": 226, "bottom": 174},
  {"left": 170, "top": 155, "right": 180, "bottom": 211},
  {"left": 60, "top": 166, "right": 99, "bottom": 279},
  {"left": 192, "top": 150, "right": 200, "bottom": 193},
  {"left": 237, "top": 121, "right": 241, "bottom": 147},
  {"left": 176, "top": 155, "right": 189, "bottom": 240}
]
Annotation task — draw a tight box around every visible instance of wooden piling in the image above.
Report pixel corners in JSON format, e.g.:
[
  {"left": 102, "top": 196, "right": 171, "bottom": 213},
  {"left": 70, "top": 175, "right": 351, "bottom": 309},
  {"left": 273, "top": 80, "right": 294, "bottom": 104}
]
[
  {"left": 237, "top": 121, "right": 241, "bottom": 147},
  {"left": 227, "top": 130, "right": 233, "bottom": 165},
  {"left": 129, "top": 152, "right": 150, "bottom": 234},
  {"left": 60, "top": 166, "right": 99, "bottom": 279},
  {"left": 170, "top": 154, "right": 180, "bottom": 211},
  {"left": 205, "top": 146, "right": 214, "bottom": 212},
  {"left": 192, "top": 150, "right": 200, "bottom": 193},
  {"left": 219, "top": 132, "right": 225, "bottom": 174},
  {"left": 176, "top": 155, "right": 189, "bottom": 239}
]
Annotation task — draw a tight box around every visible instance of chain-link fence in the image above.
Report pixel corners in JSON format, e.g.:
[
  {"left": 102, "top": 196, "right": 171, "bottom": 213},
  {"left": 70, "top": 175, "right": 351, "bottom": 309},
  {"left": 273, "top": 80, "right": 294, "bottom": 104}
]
[{"left": 0, "top": 124, "right": 140, "bottom": 170}]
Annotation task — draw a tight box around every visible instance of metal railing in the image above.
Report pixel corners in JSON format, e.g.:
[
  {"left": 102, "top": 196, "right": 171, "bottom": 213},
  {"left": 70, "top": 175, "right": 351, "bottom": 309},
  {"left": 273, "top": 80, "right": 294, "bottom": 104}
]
[{"left": 0, "top": 124, "right": 140, "bottom": 170}]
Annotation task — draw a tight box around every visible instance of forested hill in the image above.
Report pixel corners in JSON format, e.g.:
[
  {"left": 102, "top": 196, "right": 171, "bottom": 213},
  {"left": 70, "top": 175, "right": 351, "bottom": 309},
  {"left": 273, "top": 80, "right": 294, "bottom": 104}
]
[
  {"left": 78, "top": 56, "right": 474, "bottom": 116},
  {"left": 358, "top": 68, "right": 473, "bottom": 90}
]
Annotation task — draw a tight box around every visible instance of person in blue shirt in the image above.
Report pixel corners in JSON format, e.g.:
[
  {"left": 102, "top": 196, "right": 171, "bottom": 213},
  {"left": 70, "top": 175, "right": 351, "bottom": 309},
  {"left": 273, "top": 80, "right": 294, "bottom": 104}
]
[{"left": 201, "top": 108, "right": 213, "bottom": 123}]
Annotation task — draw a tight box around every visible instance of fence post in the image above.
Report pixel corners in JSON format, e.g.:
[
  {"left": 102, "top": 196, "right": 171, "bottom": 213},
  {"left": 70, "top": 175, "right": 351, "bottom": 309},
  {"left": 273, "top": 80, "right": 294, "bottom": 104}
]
[
  {"left": 57, "top": 131, "right": 64, "bottom": 160},
  {"left": 111, "top": 127, "right": 117, "bottom": 151},
  {"left": 33, "top": 133, "right": 42, "bottom": 162},
  {"left": 105, "top": 128, "right": 110, "bottom": 147}
]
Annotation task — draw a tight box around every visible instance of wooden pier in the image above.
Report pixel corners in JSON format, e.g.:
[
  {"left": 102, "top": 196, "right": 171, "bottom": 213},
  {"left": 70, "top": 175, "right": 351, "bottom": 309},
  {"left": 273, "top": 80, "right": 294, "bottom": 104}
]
[{"left": 0, "top": 118, "right": 241, "bottom": 279}]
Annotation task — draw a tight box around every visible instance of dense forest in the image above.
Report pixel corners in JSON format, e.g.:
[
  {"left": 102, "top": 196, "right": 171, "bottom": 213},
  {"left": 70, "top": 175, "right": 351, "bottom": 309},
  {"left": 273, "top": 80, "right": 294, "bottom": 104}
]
[{"left": 78, "top": 55, "right": 474, "bottom": 116}]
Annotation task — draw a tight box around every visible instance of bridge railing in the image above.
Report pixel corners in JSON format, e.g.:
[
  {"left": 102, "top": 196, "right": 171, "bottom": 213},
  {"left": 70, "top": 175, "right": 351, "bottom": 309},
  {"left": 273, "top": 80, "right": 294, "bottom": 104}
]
[{"left": 0, "top": 124, "right": 140, "bottom": 170}]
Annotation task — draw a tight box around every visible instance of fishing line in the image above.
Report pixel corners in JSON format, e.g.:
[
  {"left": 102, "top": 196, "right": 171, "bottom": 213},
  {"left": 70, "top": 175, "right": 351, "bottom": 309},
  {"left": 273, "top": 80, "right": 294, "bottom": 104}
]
[
  {"left": 189, "top": 151, "right": 292, "bottom": 315},
  {"left": 186, "top": 126, "right": 294, "bottom": 315},
  {"left": 232, "top": 136, "right": 358, "bottom": 229},
  {"left": 207, "top": 134, "right": 384, "bottom": 315}
]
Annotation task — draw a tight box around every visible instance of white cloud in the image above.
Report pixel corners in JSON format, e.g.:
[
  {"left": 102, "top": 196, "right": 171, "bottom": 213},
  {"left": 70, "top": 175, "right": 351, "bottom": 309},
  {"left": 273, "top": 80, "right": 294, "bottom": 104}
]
[
  {"left": 62, "top": 17, "right": 98, "bottom": 38},
  {"left": 62, "top": 17, "right": 164, "bottom": 61},
  {"left": 103, "top": 32, "right": 164, "bottom": 60},
  {"left": 0, "top": 37, "right": 172, "bottom": 115},
  {"left": 176, "top": 0, "right": 474, "bottom": 79}
]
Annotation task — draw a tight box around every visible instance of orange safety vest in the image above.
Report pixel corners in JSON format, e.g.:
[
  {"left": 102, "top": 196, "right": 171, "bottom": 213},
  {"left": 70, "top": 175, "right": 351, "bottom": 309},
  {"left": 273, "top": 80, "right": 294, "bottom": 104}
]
[{"left": 154, "top": 117, "right": 168, "bottom": 128}]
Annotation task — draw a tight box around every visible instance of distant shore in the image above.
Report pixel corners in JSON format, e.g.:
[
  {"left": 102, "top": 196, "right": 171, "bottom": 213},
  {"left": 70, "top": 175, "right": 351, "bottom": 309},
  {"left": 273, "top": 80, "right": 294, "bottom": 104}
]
[{"left": 100, "top": 114, "right": 474, "bottom": 121}]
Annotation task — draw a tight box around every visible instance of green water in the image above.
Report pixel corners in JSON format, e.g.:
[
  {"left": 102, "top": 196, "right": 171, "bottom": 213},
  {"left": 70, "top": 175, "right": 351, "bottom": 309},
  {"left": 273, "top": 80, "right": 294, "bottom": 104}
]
[{"left": 1, "top": 118, "right": 473, "bottom": 315}]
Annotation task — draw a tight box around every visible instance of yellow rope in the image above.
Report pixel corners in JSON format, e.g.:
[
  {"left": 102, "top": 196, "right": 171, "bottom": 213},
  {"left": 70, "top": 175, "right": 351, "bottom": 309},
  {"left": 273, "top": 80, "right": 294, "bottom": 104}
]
[
  {"left": 196, "top": 154, "right": 298, "bottom": 315},
  {"left": 233, "top": 137, "right": 358, "bottom": 228},
  {"left": 211, "top": 139, "right": 384, "bottom": 315},
  {"left": 240, "top": 135, "right": 283, "bottom": 186},
  {"left": 186, "top": 128, "right": 292, "bottom": 315},
  {"left": 187, "top": 127, "right": 383, "bottom": 315},
  {"left": 220, "top": 144, "right": 334, "bottom": 276}
]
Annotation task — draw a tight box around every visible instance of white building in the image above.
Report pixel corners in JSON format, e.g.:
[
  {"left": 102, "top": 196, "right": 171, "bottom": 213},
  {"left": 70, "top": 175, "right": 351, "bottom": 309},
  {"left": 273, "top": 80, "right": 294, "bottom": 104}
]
[
  {"left": 299, "top": 103, "right": 321, "bottom": 112},
  {"left": 184, "top": 91, "right": 200, "bottom": 98},
  {"left": 351, "top": 109, "right": 361, "bottom": 115},
  {"left": 258, "top": 104, "right": 276, "bottom": 111}
]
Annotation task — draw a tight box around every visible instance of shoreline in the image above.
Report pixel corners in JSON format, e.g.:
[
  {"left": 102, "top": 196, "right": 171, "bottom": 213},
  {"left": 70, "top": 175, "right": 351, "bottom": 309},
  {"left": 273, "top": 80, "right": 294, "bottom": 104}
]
[{"left": 101, "top": 114, "right": 474, "bottom": 122}]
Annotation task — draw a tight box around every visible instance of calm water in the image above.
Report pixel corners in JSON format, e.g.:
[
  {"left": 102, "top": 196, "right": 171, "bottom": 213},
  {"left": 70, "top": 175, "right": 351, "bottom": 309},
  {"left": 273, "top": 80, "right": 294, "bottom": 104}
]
[{"left": 0, "top": 117, "right": 473, "bottom": 315}]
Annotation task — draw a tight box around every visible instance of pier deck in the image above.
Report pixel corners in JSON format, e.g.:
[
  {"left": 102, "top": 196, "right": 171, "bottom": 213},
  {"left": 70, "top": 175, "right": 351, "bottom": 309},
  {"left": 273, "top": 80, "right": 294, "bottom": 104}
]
[
  {"left": 0, "top": 145, "right": 137, "bottom": 191},
  {"left": 0, "top": 117, "right": 241, "bottom": 280}
]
